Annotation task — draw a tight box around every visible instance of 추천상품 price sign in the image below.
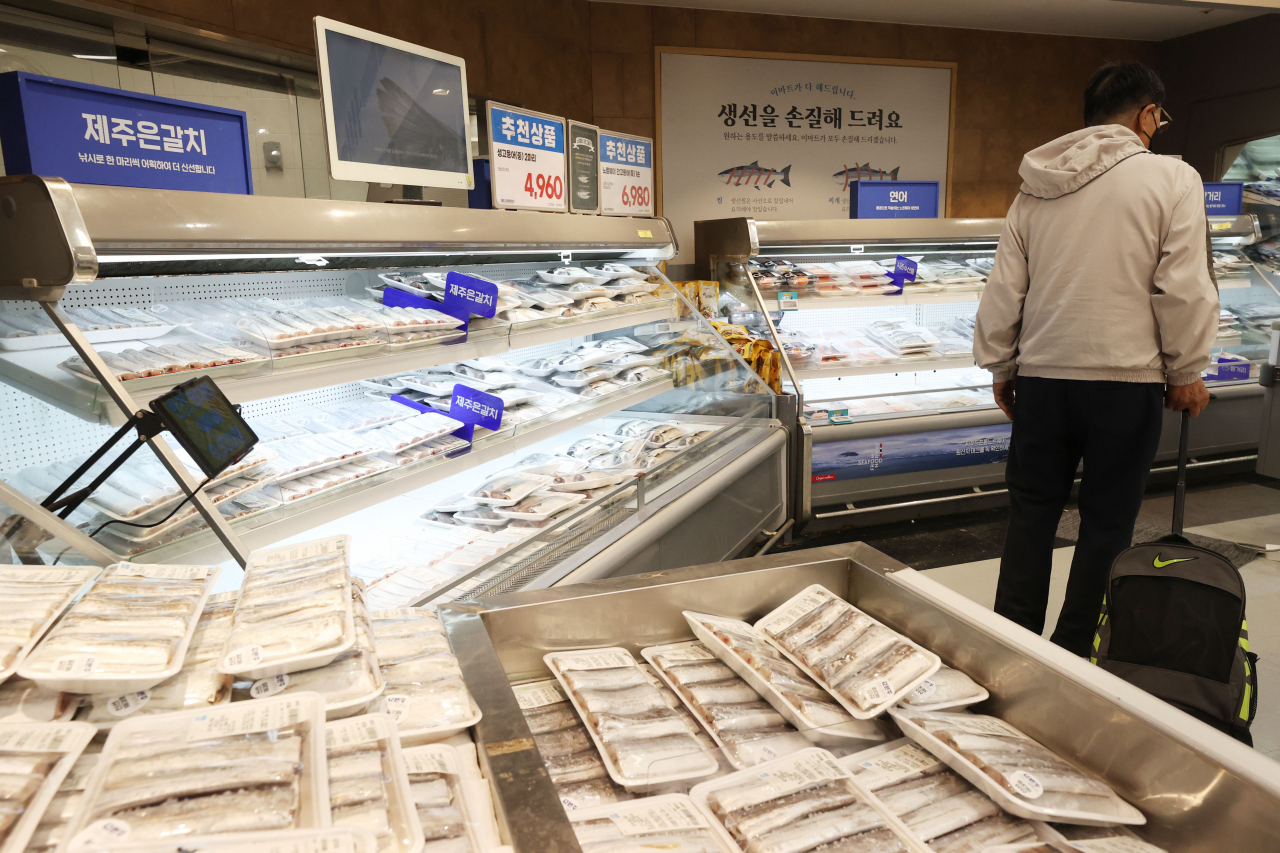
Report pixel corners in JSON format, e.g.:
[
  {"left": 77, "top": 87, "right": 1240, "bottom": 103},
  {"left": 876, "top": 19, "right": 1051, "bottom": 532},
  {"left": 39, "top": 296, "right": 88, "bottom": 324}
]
[
  {"left": 599, "top": 130, "right": 653, "bottom": 217},
  {"left": 487, "top": 102, "right": 567, "bottom": 213}
]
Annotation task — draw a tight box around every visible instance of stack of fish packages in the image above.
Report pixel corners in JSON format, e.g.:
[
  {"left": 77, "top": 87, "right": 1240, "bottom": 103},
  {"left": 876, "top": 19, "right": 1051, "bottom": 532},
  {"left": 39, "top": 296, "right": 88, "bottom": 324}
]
[{"left": 664, "top": 584, "right": 1164, "bottom": 853}]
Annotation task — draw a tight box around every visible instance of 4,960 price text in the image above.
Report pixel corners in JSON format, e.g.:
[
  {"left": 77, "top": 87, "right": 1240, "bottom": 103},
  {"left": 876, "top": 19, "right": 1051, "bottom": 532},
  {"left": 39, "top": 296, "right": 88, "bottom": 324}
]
[{"left": 524, "top": 173, "right": 563, "bottom": 201}]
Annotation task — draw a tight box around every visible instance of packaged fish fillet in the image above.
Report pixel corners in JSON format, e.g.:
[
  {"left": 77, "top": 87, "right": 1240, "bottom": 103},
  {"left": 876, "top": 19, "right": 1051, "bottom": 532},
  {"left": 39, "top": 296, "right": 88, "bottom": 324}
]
[
  {"left": 464, "top": 473, "right": 550, "bottom": 507},
  {"left": 0, "top": 567, "right": 99, "bottom": 684},
  {"left": 326, "top": 713, "right": 420, "bottom": 853},
  {"left": 20, "top": 563, "right": 218, "bottom": 695},
  {"left": 219, "top": 537, "right": 356, "bottom": 682},
  {"left": 888, "top": 710, "right": 1145, "bottom": 826},
  {"left": 683, "top": 613, "right": 883, "bottom": 746},
  {"left": 63, "top": 692, "right": 328, "bottom": 847},
  {"left": 690, "top": 748, "right": 925, "bottom": 853},
  {"left": 24, "top": 750, "right": 97, "bottom": 853},
  {"left": 753, "top": 586, "right": 940, "bottom": 719},
  {"left": 899, "top": 667, "right": 988, "bottom": 712},
  {"left": 0, "top": 722, "right": 94, "bottom": 853},
  {"left": 545, "top": 649, "right": 718, "bottom": 790},
  {"left": 401, "top": 744, "right": 485, "bottom": 853},
  {"left": 569, "top": 793, "right": 734, "bottom": 853},
  {"left": 369, "top": 610, "right": 479, "bottom": 745}
]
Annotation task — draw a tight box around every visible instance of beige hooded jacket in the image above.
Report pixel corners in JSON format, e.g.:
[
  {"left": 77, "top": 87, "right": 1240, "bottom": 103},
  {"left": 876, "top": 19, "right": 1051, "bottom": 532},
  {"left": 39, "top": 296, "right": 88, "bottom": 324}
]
[{"left": 973, "top": 125, "right": 1219, "bottom": 386}]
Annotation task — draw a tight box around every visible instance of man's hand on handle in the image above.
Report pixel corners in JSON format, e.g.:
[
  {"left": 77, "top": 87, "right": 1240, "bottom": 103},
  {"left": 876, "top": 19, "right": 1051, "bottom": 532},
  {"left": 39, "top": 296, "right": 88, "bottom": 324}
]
[
  {"left": 1166, "top": 378, "right": 1210, "bottom": 417},
  {"left": 993, "top": 378, "right": 1016, "bottom": 421}
]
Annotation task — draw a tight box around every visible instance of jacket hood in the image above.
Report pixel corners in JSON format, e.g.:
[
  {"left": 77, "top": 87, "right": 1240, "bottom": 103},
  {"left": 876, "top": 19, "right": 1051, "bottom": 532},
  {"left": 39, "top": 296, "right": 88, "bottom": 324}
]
[{"left": 1019, "top": 125, "right": 1149, "bottom": 199}]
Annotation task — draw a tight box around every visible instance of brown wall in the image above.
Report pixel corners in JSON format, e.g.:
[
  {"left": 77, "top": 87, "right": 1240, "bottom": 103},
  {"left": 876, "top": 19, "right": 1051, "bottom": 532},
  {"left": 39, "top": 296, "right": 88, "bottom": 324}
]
[{"left": 91, "top": 0, "right": 1158, "bottom": 217}]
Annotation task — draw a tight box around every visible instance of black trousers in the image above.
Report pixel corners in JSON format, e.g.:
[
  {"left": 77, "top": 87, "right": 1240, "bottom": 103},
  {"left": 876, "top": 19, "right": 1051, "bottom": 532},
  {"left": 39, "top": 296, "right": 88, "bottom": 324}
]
[{"left": 994, "top": 376, "right": 1164, "bottom": 657}]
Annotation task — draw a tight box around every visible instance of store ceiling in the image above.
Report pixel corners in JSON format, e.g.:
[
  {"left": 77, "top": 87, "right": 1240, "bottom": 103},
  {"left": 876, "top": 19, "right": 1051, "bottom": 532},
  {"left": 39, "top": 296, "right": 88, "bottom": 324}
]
[{"left": 597, "top": 0, "right": 1268, "bottom": 40}]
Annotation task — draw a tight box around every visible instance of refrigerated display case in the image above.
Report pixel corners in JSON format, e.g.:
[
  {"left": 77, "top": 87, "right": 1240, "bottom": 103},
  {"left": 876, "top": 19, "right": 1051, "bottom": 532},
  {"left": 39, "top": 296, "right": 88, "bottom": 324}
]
[
  {"left": 696, "top": 216, "right": 1270, "bottom": 524},
  {"left": 0, "top": 177, "right": 787, "bottom": 603},
  {"left": 438, "top": 542, "right": 1280, "bottom": 853}
]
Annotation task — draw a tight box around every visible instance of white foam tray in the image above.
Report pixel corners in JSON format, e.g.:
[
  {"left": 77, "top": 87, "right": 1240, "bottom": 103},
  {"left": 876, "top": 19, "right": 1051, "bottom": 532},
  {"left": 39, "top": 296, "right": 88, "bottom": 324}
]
[
  {"left": 0, "top": 567, "right": 102, "bottom": 687},
  {"left": 753, "top": 585, "right": 942, "bottom": 719},
  {"left": 683, "top": 611, "right": 883, "bottom": 744},
  {"left": 888, "top": 708, "right": 1146, "bottom": 827},
  {"left": 218, "top": 536, "right": 356, "bottom": 681},
  {"left": 544, "top": 647, "right": 720, "bottom": 791},
  {"left": 20, "top": 565, "right": 220, "bottom": 694},
  {"left": 0, "top": 324, "right": 175, "bottom": 352},
  {"left": 326, "top": 713, "right": 423, "bottom": 853},
  {"left": 62, "top": 692, "right": 330, "bottom": 850},
  {"left": 0, "top": 721, "right": 95, "bottom": 853}
]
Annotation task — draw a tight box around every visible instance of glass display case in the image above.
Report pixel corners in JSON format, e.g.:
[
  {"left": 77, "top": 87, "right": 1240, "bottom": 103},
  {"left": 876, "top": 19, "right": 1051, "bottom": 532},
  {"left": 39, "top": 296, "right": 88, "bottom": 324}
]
[
  {"left": 0, "top": 178, "right": 785, "bottom": 605},
  {"left": 696, "top": 215, "right": 1270, "bottom": 522}
]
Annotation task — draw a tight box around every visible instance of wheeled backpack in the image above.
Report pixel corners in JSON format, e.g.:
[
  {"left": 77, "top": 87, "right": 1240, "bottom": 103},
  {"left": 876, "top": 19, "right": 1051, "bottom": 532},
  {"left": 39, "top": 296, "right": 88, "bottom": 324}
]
[{"left": 1091, "top": 410, "right": 1257, "bottom": 744}]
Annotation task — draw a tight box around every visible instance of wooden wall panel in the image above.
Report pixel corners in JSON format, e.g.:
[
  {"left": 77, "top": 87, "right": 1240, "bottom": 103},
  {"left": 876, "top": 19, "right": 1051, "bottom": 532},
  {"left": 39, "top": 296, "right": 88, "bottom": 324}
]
[{"left": 94, "top": 0, "right": 1158, "bottom": 216}]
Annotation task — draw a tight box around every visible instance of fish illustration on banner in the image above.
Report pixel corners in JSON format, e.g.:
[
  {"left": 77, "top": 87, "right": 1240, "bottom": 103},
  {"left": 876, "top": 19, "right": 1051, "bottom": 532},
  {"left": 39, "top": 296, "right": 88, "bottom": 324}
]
[
  {"left": 832, "top": 164, "right": 901, "bottom": 190},
  {"left": 717, "top": 161, "right": 792, "bottom": 189}
]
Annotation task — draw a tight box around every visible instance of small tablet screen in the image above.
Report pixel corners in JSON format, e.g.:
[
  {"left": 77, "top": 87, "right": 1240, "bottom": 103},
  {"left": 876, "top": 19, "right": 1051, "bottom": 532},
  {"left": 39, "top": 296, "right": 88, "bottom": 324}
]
[{"left": 150, "top": 376, "right": 257, "bottom": 478}]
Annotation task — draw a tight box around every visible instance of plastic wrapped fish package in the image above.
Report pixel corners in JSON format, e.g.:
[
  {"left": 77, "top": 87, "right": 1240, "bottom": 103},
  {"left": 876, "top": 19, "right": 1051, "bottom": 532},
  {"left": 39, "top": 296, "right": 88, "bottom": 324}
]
[
  {"left": 644, "top": 641, "right": 810, "bottom": 769},
  {"left": 76, "top": 590, "right": 237, "bottom": 725},
  {"left": 686, "top": 612, "right": 864, "bottom": 735},
  {"left": 899, "top": 668, "right": 988, "bottom": 712},
  {"left": 370, "top": 610, "right": 480, "bottom": 743},
  {"left": 326, "top": 713, "right": 420, "bottom": 853},
  {"left": 402, "top": 744, "right": 486, "bottom": 853},
  {"left": 25, "top": 749, "right": 98, "bottom": 853},
  {"left": 888, "top": 710, "right": 1145, "bottom": 826},
  {"left": 20, "top": 563, "right": 219, "bottom": 695},
  {"left": 0, "top": 722, "right": 94, "bottom": 852},
  {"left": 756, "top": 586, "right": 940, "bottom": 718},
  {"left": 571, "top": 794, "right": 732, "bottom": 853},
  {"left": 246, "top": 600, "right": 384, "bottom": 720},
  {"left": 692, "top": 748, "right": 919, "bottom": 853},
  {"left": 62, "top": 692, "right": 327, "bottom": 845},
  {"left": 545, "top": 649, "right": 718, "bottom": 789},
  {"left": 59, "top": 339, "right": 268, "bottom": 383},
  {"left": 845, "top": 740, "right": 1039, "bottom": 852},
  {"left": 219, "top": 537, "right": 357, "bottom": 683},
  {"left": 0, "top": 568, "right": 99, "bottom": 681},
  {"left": 513, "top": 678, "right": 629, "bottom": 811}
]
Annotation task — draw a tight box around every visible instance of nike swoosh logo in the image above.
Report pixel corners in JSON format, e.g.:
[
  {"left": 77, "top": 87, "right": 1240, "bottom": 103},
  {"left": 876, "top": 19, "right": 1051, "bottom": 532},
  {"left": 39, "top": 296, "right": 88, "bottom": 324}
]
[{"left": 1153, "top": 554, "right": 1196, "bottom": 568}]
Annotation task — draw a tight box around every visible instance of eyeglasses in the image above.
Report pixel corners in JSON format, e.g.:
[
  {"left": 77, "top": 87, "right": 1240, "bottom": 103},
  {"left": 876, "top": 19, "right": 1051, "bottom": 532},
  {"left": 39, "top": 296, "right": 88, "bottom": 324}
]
[{"left": 1148, "top": 104, "right": 1172, "bottom": 136}]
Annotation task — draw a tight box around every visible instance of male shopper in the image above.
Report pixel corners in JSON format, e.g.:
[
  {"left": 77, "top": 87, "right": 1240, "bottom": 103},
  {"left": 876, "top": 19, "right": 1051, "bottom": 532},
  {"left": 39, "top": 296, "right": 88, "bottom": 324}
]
[{"left": 973, "top": 61, "right": 1219, "bottom": 656}]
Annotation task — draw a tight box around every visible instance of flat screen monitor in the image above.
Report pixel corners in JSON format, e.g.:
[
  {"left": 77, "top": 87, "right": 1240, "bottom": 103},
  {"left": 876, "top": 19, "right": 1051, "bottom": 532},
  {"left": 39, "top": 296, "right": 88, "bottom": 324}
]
[{"left": 314, "top": 16, "right": 473, "bottom": 190}]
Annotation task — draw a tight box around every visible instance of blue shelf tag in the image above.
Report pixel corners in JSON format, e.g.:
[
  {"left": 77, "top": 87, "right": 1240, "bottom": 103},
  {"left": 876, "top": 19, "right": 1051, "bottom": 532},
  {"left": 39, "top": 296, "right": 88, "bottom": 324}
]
[
  {"left": 447, "top": 384, "right": 505, "bottom": 443},
  {"left": 442, "top": 271, "right": 499, "bottom": 323},
  {"left": 887, "top": 255, "right": 917, "bottom": 294}
]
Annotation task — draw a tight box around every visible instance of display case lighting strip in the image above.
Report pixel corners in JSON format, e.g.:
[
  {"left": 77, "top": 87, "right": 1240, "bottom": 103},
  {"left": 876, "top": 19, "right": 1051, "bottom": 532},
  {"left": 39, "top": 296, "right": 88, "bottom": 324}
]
[
  {"left": 95, "top": 248, "right": 672, "bottom": 264},
  {"left": 758, "top": 240, "right": 999, "bottom": 255}
]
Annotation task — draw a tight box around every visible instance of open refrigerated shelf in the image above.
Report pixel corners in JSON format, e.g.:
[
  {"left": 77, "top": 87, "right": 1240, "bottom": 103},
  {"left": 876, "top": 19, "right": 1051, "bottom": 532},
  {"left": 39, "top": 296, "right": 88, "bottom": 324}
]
[
  {"left": 697, "top": 214, "right": 1268, "bottom": 523},
  {"left": 130, "top": 376, "right": 677, "bottom": 565},
  {"left": 0, "top": 177, "right": 784, "bottom": 583},
  {"left": 0, "top": 301, "right": 679, "bottom": 426}
]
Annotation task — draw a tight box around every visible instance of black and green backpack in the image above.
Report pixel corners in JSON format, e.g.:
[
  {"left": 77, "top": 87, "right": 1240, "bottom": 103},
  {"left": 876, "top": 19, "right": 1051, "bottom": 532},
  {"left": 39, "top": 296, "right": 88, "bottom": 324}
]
[{"left": 1091, "top": 411, "right": 1257, "bottom": 744}]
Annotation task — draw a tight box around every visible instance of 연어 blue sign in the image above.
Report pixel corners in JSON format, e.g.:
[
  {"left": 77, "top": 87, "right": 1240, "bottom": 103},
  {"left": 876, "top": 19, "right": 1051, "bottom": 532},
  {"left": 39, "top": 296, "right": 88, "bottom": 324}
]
[
  {"left": 1203, "top": 182, "right": 1243, "bottom": 216},
  {"left": 0, "top": 72, "right": 252, "bottom": 194},
  {"left": 887, "top": 255, "right": 918, "bottom": 294},
  {"left": 849, "top": 181, "right": 939, "bottom": 219},
  {"left": 441, "top": 272, "right": 499, "bottom": 323}
]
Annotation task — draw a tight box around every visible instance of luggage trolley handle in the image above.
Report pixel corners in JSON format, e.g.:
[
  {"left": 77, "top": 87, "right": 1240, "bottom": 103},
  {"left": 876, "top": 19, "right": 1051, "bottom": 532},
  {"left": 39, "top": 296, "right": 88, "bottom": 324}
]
[{"left": 1173, "top": 408, "right": 1190, "bottom": 538}]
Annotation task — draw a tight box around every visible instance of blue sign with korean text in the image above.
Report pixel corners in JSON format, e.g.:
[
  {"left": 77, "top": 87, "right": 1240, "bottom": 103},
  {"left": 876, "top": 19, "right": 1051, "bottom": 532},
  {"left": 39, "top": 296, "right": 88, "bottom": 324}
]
[
  {"left": 490, "top": 106, "right": 564, "bottom": 153},
  {"left": 887, "top": 255, "right": 917, "bottom": 294},
  {"left": 1203, "top": 182, "right": 1243, "bottom": 216},
  {"left": 448, "top": 385, "right": 504, "bottom": 443},
  {"left": 599, "top": 133, "right": 651, "bottom": 168},
  {"left": 442, "top": 271, "right": 498, "bottom": 323},
  {"left": 850, "top": 181, "right": 938, "bottom": 219},
  {"left": 0, "top": 72, "right": 252, "bottom": 194}
]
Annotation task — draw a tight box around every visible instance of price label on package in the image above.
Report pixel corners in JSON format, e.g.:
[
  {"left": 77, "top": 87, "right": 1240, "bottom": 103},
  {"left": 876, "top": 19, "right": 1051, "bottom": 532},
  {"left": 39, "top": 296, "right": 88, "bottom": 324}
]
[
  {"left": 607, "top": 798, "right": 707, "bottom": 836},
  {"left": 858, "top": 743, "right": 942, "bottom": 786},
  {"left": 384, "top": 694, "right": 413, "bottom": 724},
  {"left": 751, "top": 751, "right": 847, "bottom": 798},
  {"left": 512, "top": 679, "right": 567, "bottom": 710},
  {"left": 653, "top": 645, "right": 716, "bottom": 664},
  {"left": 599, "top": 131, "right": 653, "bottom": 217},
  {"left": 777, "top": 291, "right": 799, "bottom": 311},
  {"left": 250, "top": 674, "right": 289, "bottom": 699},
  {"left": 488, "top": 103, "right": 567, "bottom": 213},
  {"left": 106, "top": 691, "right": 150, "bottom": 717},
  {"left": 550, "top": 650, "right": 636, "bottom": 671}
]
